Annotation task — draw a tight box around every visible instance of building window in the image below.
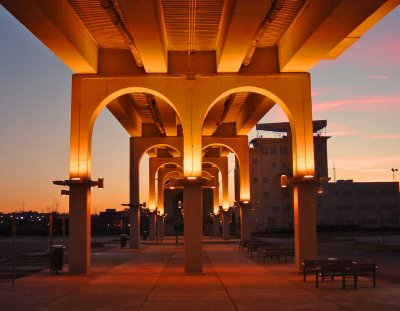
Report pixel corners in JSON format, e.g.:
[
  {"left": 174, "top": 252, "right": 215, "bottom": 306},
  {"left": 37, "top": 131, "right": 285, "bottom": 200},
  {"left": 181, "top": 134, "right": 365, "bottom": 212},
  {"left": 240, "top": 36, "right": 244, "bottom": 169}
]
[
  {"left": 253, "top": 177, "right": 258, "bottom": 184},
  {"left": 280, "top": 146, "right": 287, "bottom": 155},
  {"left": 334, "top": 204, "right": 353, "bottom": 211},
  {"left": 282, "top": 191, "right": 290, "bottom": 198},
  {"left": 263, "top": 177, "right": 269, "bottom": 183},
  {"left": 252, "top": 158, "right": 258, "bottom": 165},
  {"left": 358, "top": 219, "right": 367, "bottom": 225},
  {"left": 261, "top": 146, "right": 268, "bottom": 155},
  {"left": 282, "top": 206, "right": 290, "bottom": 213},
  {"left": 272, "top": 162, "right": 277, "bottom": 169},
  {"left": 263, "top": 192, "right": 269, "bottom": 198},
  {"left": 272, "top": 206, "right": 280, "bottom": 213},
  {"left": 267, "top": 217, "right": 277, "bottom": 226},
  {"left": 358, "top": 204, "right": 376, "bottom": 210},
  {"left": 281, "top": 162, "right": 287, "bottom": 169},
  {"left": 270, "top": 146, "right": 277, "bottom": 155},
  {"left": 358, "top": 189, "right": 376, "bottom": 195},
  {"left": 380, "top": 189, "right": 397, "bottom": 195},
  {"left": 381, "top": 204, "right": 397, "bottom": 210},
  {"left": 343, "top": 189, "right": 352, "bottom": 196}
]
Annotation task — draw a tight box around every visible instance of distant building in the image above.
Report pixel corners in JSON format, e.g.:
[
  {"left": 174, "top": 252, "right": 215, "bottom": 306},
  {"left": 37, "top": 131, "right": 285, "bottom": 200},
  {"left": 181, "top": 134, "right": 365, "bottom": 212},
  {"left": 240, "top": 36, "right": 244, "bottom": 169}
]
[
  {"left": 317, "top": 180, "right": 400, "bottom": 229},
  {"left": 248, "top": 120, "right": 329, "bottom": 232},
  {"left": 247, "top": 121, "right": 400, "bottom": 232}
]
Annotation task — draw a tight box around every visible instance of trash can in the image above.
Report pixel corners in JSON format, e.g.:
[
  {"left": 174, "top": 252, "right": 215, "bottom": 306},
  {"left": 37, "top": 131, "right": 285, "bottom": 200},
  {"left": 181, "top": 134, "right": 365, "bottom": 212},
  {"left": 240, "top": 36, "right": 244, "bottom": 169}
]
[
  {"left": 120, "top": 234, "right": 128, "bottom": 248},
  {"left": 50, "top": 245, "right": 64, "bottom": 274}
]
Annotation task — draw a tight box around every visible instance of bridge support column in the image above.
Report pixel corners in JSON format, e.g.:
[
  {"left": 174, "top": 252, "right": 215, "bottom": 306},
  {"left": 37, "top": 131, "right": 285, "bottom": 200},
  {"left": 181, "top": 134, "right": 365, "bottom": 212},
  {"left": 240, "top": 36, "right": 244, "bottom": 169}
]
[
  {"left": 213, "top": 214, "right": 220, "bottom": 237},
  {"left": 240, "top": 203, "right": 251, "bottom": 241},
  {"left": 222, "top": 210, "right": 230, "bottom": 240},
  {"left": 294, "top": 182, "right": 317, "bottom": 271},
  {"left": 183, "top": 181, "right": 204, "bottom": 274},
  {"left": 69, "top": 183, "right": 91, "bottom": 274},
  {"left": 149, "top": 211, "right": 156, "bottom": 241}
]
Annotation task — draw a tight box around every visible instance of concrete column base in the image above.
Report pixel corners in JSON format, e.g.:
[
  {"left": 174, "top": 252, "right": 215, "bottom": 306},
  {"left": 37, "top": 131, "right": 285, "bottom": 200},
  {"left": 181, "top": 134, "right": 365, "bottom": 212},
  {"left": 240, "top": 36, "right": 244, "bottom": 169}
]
[
  {"left": 149, "top": 212, "right": 156, "bottom": 241},
  {"left": 129, "top": 207, "right": 140, "bottom": 248},
  {"left": 183, "top": 181, "right": 204, "bottom": 274},
  {"left": 293, "top": 182, "right": 317, "bottom": 271},
  {"left": 222, "top": 211, "right": 230, "bottom": 240},
  {"left": 213, "top": 214, "right": 220, "bottom": 237},
  {"left": 69, "top": 183, "right": 91, "bottom": 274},
  {"left": 240, "top": 203, "right": 251, "bottom": 241}
]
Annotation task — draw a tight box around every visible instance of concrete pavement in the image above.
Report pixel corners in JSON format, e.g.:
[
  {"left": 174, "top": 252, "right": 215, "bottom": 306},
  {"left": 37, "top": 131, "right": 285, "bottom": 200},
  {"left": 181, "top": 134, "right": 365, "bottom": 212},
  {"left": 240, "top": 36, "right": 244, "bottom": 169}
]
[{"left": 1, "top": 239, "right": 399, "bottom": 310}]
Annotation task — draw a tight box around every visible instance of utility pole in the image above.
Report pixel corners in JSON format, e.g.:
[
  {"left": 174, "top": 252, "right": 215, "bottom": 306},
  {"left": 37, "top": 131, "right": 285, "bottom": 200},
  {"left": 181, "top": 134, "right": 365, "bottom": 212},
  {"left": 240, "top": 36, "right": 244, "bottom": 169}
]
[{"left": 391, "top": 168, "right": 398, "bottom": 182}]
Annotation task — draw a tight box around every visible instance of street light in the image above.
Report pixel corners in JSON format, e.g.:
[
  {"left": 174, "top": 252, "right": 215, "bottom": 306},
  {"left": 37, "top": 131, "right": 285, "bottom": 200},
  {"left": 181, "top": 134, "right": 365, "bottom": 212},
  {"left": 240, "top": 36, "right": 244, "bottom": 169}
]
[{"left": 391, "top": 168, "right": 398, "bottom": 182}]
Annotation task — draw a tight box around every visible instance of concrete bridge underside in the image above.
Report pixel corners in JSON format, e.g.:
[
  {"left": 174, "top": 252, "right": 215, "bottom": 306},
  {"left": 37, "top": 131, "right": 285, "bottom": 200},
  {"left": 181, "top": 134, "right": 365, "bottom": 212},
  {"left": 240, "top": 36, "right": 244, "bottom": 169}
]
[{"left": 1, "top": 0, "right": 398, "bottom": 274}]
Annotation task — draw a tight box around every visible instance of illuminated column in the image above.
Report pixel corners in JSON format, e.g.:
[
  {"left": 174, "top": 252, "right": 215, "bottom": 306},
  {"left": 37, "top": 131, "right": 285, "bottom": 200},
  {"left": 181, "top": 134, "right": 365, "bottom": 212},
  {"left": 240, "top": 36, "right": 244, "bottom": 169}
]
[
  {"left": 222, "top": 210, "right": 230, "bottom": 240},
  {"left": 148, "top": 158, "right": 157, "bottom": 241},
  {"left": 240, "top": 202, "right": 251, "bottom": 241},
  {"left": 183, "top": 179, "right": 204, "bottom": 274},
  {"left": 69, "top": 183, "right": 91, "bottom": 274},
  {"left": 286, "top": 74, "right": 316, "bottom": 271},
  {"left": 293, "top": 182, "right": 317, "bottom": 271},
  {"left": 213, "top": 214, "right": 220, "bottom": 237},
  {"left": 68, "top": 75, "right": 98, "bottom": 274},
  {"left": 157, "top": 214, "right": 164, "bottom": 240},
  {"left": 129, "top": 138, "right": 140, "bottom": 248},
  {"left": 148, "top": 211, "right": 156, "bottom": 241}
]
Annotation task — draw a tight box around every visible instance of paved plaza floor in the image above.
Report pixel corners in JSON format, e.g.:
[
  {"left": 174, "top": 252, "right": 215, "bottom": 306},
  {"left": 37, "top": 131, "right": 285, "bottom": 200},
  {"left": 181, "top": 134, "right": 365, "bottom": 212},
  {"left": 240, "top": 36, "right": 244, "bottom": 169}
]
[{"left": 1, "top": 239, "right": 399, "bottom": 311}]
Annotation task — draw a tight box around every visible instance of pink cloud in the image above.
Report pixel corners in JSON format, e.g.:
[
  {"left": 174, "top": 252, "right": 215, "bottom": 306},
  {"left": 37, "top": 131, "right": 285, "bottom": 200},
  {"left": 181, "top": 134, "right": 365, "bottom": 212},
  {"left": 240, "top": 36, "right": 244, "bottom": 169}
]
[
  {"left": 344, "top": 37, "right": 400, "bottom": 67},
  {"left": 325, "top": 122, "right": 360, "bottom": 137},
  {"left": 326, "top": 131, "right": 359, "bottom": 137},
  {"left": 368, "top": 133, "right": 400, "bottom": 140},
  {"left": 313, "top": 94, "right": 400, "bottom": 112},
  {"left": 366, "top": 75, "right": 390, "bottom": 79}
]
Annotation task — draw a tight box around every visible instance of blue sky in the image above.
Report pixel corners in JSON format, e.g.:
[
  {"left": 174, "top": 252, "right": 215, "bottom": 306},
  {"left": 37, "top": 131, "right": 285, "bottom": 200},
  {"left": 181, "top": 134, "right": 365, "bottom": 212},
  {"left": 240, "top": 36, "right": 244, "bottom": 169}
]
[{"left": 0, "top": 5, "right": 399, "bottom": 213}]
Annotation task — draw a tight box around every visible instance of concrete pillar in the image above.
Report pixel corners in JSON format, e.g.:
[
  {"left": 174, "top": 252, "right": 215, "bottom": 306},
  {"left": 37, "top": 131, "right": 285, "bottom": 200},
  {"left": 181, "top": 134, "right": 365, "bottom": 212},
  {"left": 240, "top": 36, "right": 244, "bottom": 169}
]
[
  {"left": 157, "top": 214, "right": 164, "bottom": 241},
  {"left": 69, "top": 183, "right": 91, "bottom": 274},
  {"left": 129, "top": 138, "right": 140, "bottom": 248},
  {"left": 293, "top": 182, "right": 317, "bottom": 271},
  {"left": 240, "top": 203, "right": 251, "bottom": 241},
  {"left": 129, "top": 206, "right": 140, "bottom": 248},
  {"left": 149, "top": 211, "right": 156, "bottom": 241},
  {"left": 213, "top": 214, "right": 220, "bottom": 237},
  {"left": 183, "top": 181, "right": 203, "bottom": 274},
  {"left": 222, "top": 211, "right": 230, "bottom": 240}
]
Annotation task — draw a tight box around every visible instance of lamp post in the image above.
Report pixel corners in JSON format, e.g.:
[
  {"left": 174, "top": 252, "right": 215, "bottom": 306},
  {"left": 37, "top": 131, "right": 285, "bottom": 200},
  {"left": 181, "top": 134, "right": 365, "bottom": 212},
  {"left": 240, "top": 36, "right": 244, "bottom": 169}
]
[{"left": 391, "top": 168, "right": 398, "bottom": 182}]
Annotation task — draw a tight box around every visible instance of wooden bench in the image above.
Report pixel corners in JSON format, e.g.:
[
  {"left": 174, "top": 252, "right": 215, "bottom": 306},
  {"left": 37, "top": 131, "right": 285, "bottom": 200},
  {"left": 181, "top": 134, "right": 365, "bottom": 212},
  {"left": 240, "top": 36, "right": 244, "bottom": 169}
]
[
  {"left": 311, "top": 259, "right": 378, "bottom": 289},
  {"left": 302, "top": 260, "right": 320, "bottom": 282},
  {"left": 344, "top": 261, "right": 378, "bottom": 289},
  {"left": 316, "top": 259, "right": 352, "bottom": 288},
  {"left": 258, "top": 246, "right": 294, "bottom": 262}
]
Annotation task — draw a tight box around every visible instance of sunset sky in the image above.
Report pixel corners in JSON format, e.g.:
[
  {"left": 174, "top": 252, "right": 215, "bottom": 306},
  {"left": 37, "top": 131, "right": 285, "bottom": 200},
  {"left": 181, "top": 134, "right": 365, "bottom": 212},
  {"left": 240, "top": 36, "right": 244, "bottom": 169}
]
[{"left": 0, "top": 6, "right": 399, "bottom": 214}]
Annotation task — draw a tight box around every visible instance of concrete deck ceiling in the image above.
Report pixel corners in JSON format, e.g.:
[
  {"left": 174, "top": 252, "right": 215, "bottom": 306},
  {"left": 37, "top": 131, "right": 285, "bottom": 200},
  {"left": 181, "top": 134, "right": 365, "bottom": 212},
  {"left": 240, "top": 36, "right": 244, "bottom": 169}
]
[{"left": 1, "top": 0, "right": 398, "bottom": 146}]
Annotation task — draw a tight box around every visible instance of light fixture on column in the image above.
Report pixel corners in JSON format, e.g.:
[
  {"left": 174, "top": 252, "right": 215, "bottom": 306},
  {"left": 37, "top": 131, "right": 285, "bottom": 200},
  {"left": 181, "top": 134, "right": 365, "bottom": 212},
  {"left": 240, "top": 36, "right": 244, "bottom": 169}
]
[
  {"left": 53, "top": 177, "right": 104, "bottom": 195},
  {"left": 391, "top": 168, "right": 398, "bottom": 182},
  {"left": 121, "top": 202, "right": 146, "bottom": 209},
  {"left": 61, "top": 190, "right": 70, "bottom": 196},
  {"left": 169, "top": 178, "right": 176, "bottom": 189},
  {"left": 280, "top": 174, "right": 330, "bottom": 192}
]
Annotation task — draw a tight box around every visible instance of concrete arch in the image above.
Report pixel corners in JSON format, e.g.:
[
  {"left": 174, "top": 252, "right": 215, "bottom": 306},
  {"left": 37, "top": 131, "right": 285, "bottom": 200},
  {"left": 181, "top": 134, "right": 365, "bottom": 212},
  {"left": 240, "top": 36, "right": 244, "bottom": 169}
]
[
  {"left": 91, "top": 86, "right": 181, "bottom": 133},
  {"left": 204, "top": 86, "right": 293, "bottom": 132}
]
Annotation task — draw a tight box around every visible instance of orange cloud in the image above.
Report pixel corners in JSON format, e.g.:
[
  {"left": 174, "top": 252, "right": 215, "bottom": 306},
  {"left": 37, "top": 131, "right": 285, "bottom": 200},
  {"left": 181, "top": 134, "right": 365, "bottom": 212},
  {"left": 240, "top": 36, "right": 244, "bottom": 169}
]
[
  {"left": 366, "top": 75, "right": 390, "bottom": 79},
  {"left": 313, "top": 94, "right": 400, "bottom": 112},
  {"left": 368, "top": 134, "right": 400, "bottom": 140}
]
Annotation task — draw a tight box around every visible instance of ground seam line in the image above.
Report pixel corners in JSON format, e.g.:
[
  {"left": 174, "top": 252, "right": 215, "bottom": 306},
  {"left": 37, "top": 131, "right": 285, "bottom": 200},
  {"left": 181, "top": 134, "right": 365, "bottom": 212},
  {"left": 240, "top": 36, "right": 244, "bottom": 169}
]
[
  {"left": 139, "top": 245, "right": 176, "bottom": 309},
  {"left": 206, "top": 250, "right": 240, "bottom": 311}
]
